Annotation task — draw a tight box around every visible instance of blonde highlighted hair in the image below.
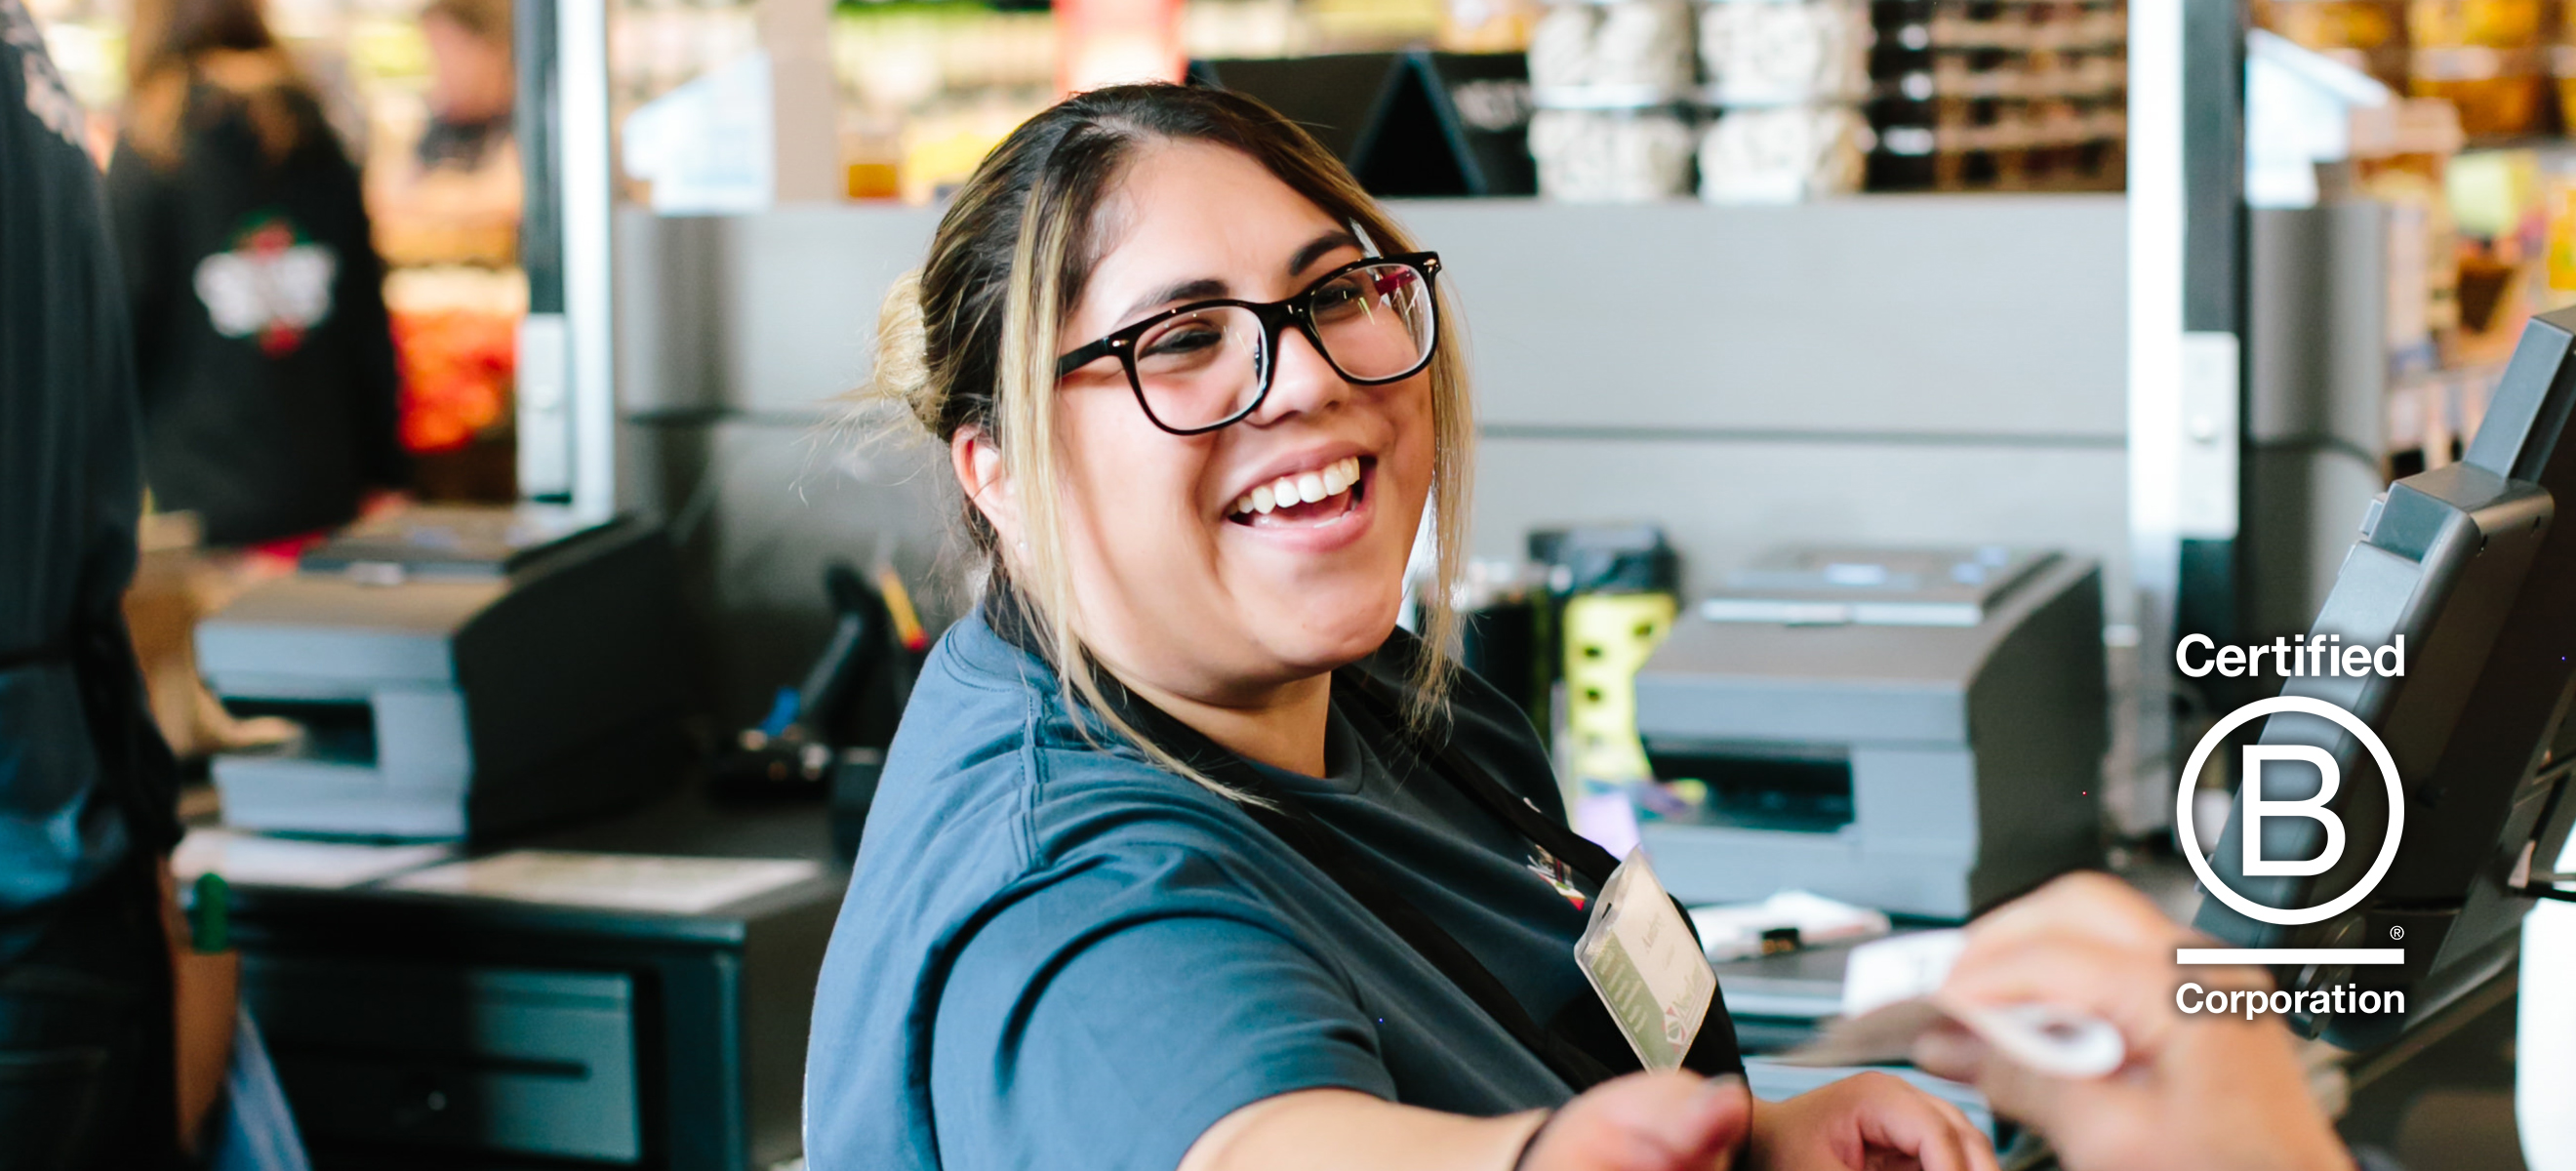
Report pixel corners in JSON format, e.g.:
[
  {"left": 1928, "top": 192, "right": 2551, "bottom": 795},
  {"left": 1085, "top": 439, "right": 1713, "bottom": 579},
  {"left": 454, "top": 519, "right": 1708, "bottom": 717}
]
[{"left": 857, "top": 83, "right": 1476, "bottom": 796}]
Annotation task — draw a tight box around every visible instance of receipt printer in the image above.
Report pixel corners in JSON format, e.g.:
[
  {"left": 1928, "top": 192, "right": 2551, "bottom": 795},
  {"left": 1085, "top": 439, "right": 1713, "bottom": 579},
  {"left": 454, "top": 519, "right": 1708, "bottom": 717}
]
[
  {"left": 1632, "top": 547, "right": 2107, "bottom": 919},
  {"left": 196, "top": 507, "right": 694, "bottom": 840}
]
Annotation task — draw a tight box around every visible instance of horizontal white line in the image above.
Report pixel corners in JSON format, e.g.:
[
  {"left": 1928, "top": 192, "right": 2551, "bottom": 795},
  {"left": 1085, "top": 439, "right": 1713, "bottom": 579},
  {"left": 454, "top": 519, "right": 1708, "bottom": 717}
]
[{"left": 2175, "top": 949, "right": 2405, "bottom": 964}]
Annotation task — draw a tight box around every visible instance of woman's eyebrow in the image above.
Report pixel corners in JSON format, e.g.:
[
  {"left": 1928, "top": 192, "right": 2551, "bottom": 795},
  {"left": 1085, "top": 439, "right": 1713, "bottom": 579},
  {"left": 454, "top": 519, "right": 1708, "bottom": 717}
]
[
  {"left": 1119, "top": 277, "right": 1228, "bottom": 323},
  {"left": 1289, "top": 230, "right": 1362, "bottom": 276}
]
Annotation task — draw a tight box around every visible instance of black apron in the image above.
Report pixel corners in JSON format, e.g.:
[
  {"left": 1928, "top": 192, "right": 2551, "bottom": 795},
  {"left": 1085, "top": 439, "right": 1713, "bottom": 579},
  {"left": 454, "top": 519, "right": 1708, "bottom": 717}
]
[{"left": 990, "top": 598, "right": 1742, "bottom": 1093}]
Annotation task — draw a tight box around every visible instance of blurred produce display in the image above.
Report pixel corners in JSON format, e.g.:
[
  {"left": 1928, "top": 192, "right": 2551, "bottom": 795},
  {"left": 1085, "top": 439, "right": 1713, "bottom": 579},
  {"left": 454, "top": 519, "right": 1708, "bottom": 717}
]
[
  {"left": 388, "top": 267, "right": 522, "bottom": 455},
  {"left": 2249, "top": 2, "right": 2576, "bottom": 476}
]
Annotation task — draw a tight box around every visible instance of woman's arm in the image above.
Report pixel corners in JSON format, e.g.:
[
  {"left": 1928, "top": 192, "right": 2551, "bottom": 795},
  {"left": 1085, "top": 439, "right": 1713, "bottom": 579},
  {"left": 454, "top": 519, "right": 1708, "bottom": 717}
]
[
  {"left": 1181, "top": 1074, "right": 1744, "bottom": 1171},
  {"left": 1182, "top": 1070, "right": 1998, "bottom": 1171}
]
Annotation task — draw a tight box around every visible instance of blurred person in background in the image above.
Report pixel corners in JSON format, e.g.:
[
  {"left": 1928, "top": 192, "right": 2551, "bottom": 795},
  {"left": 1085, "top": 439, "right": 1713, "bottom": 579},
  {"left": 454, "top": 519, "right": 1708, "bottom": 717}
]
[
  {"left": 370, "top": 0, "right": 518, "bottom": 268},
  {"left": 106, "top": 0, "right": 408, "bottom": 551},
  {"left": 3, "top": 1, "right": 233, "bottom": 1165}
]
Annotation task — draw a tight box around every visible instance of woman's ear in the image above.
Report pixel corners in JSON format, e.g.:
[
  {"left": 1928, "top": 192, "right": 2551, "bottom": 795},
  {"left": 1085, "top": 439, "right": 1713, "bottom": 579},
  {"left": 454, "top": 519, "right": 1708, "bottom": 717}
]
[{"left": 951, "top": 425, "right": 1020, "bottom": 545}]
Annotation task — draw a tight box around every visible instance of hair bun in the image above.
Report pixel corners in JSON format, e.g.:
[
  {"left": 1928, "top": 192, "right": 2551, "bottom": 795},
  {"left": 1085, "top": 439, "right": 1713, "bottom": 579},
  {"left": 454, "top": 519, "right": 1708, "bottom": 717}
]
[{"left": 856, "top": 268, "right": 940, "bottom": 439}]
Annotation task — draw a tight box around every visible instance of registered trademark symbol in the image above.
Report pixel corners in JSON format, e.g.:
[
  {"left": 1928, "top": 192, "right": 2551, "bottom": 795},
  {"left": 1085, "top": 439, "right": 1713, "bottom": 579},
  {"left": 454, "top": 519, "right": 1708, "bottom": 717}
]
[{"left": 2391, "top": 925, "right": 2406, "bottom": 941}]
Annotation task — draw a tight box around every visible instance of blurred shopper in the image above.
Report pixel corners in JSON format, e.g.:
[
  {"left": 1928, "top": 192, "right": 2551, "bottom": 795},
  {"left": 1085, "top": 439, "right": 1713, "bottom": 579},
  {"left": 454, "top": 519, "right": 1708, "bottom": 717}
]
[
  {"left": 2, "top": 1, "right": 221, "bottom": 1166},
  {"left": 1914, "top": 874, "right": 2368, "bottom": 1171},
  {"left": 106, "top": 0, "right": 407, "bottom": 548},
  {"left": 371, "top": 0, "right": 519, "bottom": 268},
  {"left": 419, "top": 0, "right": 512, "bottom": 165}
]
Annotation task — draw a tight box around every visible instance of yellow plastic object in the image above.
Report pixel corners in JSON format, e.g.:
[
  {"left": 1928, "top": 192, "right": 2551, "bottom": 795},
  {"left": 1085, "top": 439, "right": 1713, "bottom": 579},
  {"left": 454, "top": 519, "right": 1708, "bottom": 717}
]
[{"left": 1561, "top": 591, "right": 1677, "bottom": 786}]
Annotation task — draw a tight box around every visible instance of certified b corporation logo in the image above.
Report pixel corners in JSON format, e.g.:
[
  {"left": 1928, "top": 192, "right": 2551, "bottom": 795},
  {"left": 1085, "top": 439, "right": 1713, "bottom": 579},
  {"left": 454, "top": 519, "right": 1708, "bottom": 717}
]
[{"left": 2174, "top": 696, "right": 2408, "bottom": 927}]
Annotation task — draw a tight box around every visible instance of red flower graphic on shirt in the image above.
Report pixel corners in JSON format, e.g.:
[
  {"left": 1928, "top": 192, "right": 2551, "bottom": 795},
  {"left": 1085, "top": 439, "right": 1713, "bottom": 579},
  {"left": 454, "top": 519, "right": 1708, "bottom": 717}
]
[{"left": 194, "top": 215, "right": 337, "bottom": 356}]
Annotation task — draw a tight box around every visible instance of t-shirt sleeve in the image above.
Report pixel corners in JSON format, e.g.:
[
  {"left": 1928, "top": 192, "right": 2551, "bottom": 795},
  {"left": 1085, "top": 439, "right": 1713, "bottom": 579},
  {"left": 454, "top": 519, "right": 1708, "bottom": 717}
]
[{"left": 929, "top": 843, "right": 1395, "bottom": 1171}]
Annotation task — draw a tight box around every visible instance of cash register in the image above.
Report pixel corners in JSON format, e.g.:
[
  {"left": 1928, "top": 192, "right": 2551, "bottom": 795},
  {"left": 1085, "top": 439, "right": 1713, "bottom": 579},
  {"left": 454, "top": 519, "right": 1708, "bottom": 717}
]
[
  {"left": 195, "top": 505, "right": 695, "bottom": 840},
  {"left": 1630, "top": 546, "right": 2109, "bottom": 919}
]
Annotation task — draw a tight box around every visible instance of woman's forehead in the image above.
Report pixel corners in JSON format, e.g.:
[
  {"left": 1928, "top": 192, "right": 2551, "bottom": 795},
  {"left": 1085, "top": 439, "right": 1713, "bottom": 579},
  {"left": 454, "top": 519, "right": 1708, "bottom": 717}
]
[{"left": 1082, "top": 141, "right": 1352, "bottom": 306}]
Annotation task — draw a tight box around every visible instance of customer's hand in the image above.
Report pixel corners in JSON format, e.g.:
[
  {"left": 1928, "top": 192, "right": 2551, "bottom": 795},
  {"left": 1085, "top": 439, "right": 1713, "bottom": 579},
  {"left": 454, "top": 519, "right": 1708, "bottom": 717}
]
[
  {"left": 1909, "top": 873, "right": 2353, "bottom": 1171},
  {"left": 1518, "top": 1070, "right": 1752, "bottom": 1171},
  {"left": 1745, "top": 1071, "right": 1999, "bottom": 1171}
]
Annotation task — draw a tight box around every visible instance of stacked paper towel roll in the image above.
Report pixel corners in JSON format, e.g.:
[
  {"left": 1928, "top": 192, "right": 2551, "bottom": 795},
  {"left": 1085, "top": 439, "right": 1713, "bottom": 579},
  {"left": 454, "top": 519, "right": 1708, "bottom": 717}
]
[
  {"left": 1695, "top": 0, "right": 1873, "bottom": 203},
  {"left": 1526, "top": 1, "right": 1701, "bottom": 201}
]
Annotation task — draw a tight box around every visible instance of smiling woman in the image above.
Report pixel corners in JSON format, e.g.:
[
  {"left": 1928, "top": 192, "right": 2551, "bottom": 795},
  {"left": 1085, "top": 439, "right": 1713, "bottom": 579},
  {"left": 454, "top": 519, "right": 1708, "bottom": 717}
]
[
  {"left": 804, "top": 84, "right": 1994, "bottom": 1171},
  {"left": 854, "top": 95, "right": 1473, "bottom": 788}
]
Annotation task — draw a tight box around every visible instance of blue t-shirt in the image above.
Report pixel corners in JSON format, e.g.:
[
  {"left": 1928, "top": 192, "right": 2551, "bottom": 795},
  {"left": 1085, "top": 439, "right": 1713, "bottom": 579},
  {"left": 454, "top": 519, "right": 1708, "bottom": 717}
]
[{"left": 805, "top": 611, "right": 1691, "bottom": 1169}]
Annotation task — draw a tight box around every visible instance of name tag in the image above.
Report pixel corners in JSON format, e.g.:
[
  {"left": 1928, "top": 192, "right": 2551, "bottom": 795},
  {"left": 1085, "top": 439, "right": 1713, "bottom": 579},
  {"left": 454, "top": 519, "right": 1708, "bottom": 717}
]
[{"left": 1573, "top": 848, "right": 1716, "bottom": 1071}]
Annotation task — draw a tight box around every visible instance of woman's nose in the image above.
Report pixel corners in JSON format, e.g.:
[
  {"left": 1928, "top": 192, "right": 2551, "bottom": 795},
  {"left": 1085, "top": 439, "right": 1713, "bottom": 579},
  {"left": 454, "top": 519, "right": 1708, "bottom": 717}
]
[{"left": 1245, "top": 325, "right": 1348, "bottom": 424}]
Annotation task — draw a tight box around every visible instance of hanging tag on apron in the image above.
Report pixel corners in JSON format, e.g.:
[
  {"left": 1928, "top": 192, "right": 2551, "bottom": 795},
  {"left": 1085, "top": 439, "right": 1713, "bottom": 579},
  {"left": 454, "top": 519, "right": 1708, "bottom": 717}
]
[{"left": 1573, "top": 847, "right": 1717, "bottom": 1071}]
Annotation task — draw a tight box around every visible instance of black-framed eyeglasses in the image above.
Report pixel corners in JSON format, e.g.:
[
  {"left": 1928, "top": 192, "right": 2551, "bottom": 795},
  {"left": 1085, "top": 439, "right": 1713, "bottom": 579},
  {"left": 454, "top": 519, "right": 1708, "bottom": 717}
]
[{"left": 1053, "top": 252, "right": 1443, "bottom": 435}]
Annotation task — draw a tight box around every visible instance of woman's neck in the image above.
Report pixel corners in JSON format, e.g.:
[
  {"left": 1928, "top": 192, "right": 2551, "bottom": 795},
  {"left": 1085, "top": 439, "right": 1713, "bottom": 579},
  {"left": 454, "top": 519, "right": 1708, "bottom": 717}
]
[{"left": 1122, "top": 669, "right": 1335, "bottom": 778}]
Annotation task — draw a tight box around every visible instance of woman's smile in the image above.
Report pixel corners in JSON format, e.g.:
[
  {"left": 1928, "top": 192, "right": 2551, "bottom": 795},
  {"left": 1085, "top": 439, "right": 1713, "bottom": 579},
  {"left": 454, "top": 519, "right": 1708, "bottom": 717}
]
[{"left": 1225, "top": 455, "right": 1365, "bottom": 523}]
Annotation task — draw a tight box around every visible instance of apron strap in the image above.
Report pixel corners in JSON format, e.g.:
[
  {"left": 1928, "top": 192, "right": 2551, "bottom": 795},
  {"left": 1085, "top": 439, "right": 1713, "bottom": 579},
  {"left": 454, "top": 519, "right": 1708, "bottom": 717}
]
[
  {"left": 1334, "top": 664, "right": 1746, "bottom": 1081},
  {"left": 982, "top": 599, "right": 1743, "bottom": 1090},
  {"left": 1336, "top": 666, "right": 1623, "bottom": 882},
  {"left": 1112, "top": 697, "right": 1627, "bottom": 1090}
]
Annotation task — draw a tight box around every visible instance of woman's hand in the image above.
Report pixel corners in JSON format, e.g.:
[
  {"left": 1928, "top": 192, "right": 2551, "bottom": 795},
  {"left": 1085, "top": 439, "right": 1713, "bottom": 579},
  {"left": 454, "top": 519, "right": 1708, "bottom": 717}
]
[
  {"left": 1908, "top": 873, "right": 2353, "bottom": 1171},
  {"left": 1743, "top": 1071, "right": 1998, "bottom": 1171},
  {"left": 1516, "top": 1070, "right": 1752, "bottom": 1171}
]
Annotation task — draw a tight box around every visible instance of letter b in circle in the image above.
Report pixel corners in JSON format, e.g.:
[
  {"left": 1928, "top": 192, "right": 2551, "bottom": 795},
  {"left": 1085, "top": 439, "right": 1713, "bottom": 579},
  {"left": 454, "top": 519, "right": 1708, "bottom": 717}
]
[{"left": 2241, "top": 745, "right": 2346, "bottom": 877}]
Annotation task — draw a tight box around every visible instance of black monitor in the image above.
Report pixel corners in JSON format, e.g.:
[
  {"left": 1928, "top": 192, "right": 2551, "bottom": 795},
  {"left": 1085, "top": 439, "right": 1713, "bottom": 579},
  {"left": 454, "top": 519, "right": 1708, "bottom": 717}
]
[{"left": 2193, "top": 305, "right": 2576, "bottom": 1049}]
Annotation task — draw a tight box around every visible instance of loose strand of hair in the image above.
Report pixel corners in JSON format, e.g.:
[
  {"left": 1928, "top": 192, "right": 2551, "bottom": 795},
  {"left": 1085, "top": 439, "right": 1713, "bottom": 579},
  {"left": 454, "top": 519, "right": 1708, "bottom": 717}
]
[{"left": 992, "top": 151, "right": 1260, "bottom": 802}]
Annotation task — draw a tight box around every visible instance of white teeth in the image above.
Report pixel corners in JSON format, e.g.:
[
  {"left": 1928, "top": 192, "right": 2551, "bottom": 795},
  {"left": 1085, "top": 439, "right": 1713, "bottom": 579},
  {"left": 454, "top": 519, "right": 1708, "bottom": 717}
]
[{"left": 1229, "top": 457, "right": 1366, "bottom": 518}]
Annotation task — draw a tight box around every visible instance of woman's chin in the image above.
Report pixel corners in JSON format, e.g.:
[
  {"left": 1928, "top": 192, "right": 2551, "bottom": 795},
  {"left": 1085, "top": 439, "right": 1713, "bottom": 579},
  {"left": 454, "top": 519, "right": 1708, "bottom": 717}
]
[{"left": 1260, "top": 594, "right": 1406, "bottom": 673}]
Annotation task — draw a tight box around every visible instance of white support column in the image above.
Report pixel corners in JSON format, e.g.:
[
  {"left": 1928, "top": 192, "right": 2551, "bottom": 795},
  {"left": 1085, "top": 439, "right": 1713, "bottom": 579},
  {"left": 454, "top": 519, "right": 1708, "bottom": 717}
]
[
  {"left": 2123, "top": 0, "right": 2187, "bottom": 837},
  {"left": 560, "top": 0, "right": 617, "bottom": 520}
]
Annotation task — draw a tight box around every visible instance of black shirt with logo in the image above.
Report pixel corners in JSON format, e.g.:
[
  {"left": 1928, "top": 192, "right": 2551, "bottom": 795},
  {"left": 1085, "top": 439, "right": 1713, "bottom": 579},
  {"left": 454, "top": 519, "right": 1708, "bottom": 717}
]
[{"left": 105, "top": 77, "right": 407, "bottom": 546}]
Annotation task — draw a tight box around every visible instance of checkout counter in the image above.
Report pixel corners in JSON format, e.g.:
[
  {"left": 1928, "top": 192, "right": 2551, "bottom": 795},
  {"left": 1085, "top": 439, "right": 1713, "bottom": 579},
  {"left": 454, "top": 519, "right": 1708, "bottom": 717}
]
[
  {"left": 182, "top": 506, "right": 847, "bottom": 1171},
  {"left": 193, "top": 793, "right": 838, "bottom": 1171}
]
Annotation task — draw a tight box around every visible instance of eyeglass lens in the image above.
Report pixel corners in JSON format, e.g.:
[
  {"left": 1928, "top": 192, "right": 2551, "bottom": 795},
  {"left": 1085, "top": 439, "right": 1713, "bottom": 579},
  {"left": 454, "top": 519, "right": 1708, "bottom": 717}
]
[{"left": 1128, "top": 262, "right": 1434, "bottom": 431}]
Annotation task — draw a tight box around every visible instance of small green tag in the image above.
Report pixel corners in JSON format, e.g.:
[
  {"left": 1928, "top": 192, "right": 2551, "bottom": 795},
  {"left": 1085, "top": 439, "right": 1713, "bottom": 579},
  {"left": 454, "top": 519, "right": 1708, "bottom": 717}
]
[{"left": 188, "top": 872, "right": 230, "bottom": 954}]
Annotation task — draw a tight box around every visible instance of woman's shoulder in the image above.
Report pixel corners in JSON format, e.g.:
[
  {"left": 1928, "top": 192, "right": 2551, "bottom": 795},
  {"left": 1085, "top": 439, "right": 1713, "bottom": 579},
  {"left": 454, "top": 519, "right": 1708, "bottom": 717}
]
[{"left": 867, "top": 610, "right": 1269, "bottom": 880}]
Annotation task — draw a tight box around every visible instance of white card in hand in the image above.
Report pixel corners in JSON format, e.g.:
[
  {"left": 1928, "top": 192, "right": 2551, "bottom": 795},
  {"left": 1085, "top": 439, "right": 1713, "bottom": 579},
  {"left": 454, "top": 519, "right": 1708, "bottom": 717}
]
[{"left": 1776, "top": 930, "right": 2126, "bottom": 1079}]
